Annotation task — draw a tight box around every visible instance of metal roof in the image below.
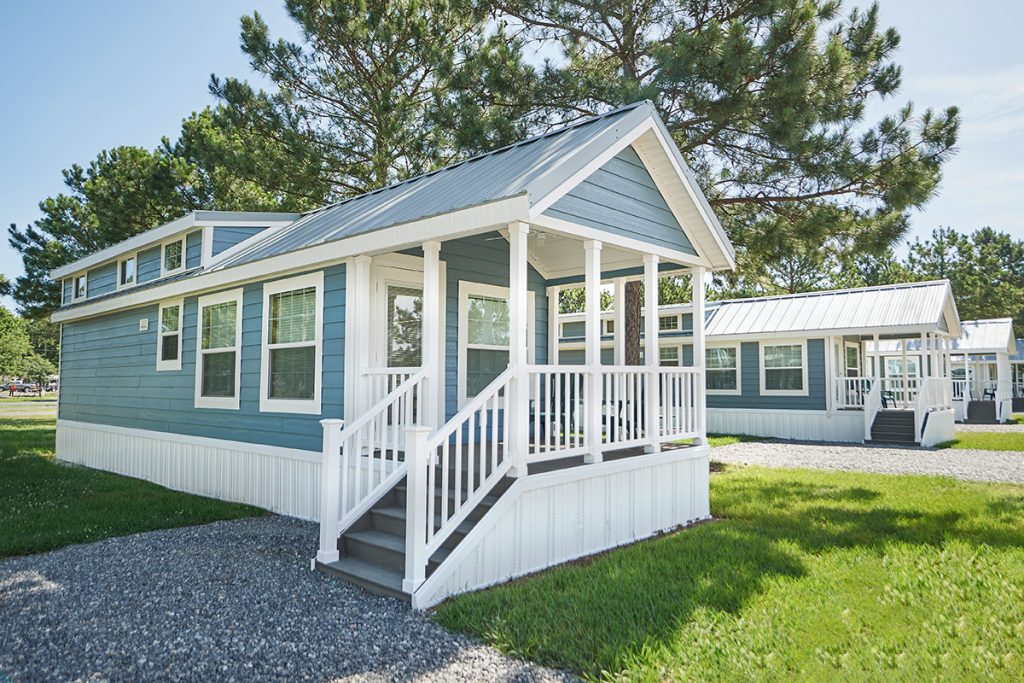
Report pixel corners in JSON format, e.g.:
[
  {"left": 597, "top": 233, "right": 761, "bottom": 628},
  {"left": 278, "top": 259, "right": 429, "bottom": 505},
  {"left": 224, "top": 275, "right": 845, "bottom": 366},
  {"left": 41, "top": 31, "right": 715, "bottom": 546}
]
[
  {"left": 950, "top": 318, "right": 1015, "bottom": 354},
  {"left": 704, "top": 280, "right": 960, "bottom": 339},
  {"left": 212, "top": 101, "right": 732, "bottom": 270}
]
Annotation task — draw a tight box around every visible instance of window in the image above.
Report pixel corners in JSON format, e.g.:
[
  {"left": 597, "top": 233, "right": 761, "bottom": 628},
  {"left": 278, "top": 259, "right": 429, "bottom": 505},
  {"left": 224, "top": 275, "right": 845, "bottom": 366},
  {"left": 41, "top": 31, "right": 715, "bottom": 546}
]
[
  {"left": 260, "top": 272, "right": 323, "bottom": 414},
  {"left": 603, "top": 319, "right": 615, "bottom": 335},
  {"left": 118, "top": 255, "right": 136, "bottom": 289},
  {"left": 72, "top": 273, "right": 87, "bottom": 301},
  {"left": 157, "top": 300, "right": 183, "bottom": 371},
  {"left": 457, "top": 281, "right": 534, "bottom": 405},
  {"left": 195, "top": 289, "right": 243, "bottom": 409},
  {"left": 162, "top": 238, "right": 184, "bottom": 275},
  {"left": 386, "top": 284, "right": 422, "bottom": 367},
  {"left": 760, "top": 341, "right": 807, "bottom": 395},
  {"left": 844, "top": 344, "right": 860, "bottom": 378},
  {"left": 885, "top": 357, "right": 918, "bottom": 378},
  {"left": 707, "top": 345, "right": 741, "bottom": 394},
  {"left": 659, "top": 315, "right": 679, "bottom": 332},
  {"left": 659, "top": 346, "right": 680, "bottom": 366}
]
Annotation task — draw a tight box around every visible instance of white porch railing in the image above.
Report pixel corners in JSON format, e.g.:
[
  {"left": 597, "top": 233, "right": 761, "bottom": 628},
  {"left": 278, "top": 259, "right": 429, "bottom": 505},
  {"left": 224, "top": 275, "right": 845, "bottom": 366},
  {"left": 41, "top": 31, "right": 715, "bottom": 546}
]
[
  {"left": 880, "top": 377, "right": 920, "bottom": 409},
  {"left": 1013, "top": 382, "right": 1024, "bottom": 399},
  {"left": 952, "top": 379, "right": 969, "bottom": 401},
  {"left": 316, "top": 369, "right": 427, "bottom": 564},
  {"left": 363, "top": 367, "right": 416, "bottom": 407},
  {"left": 914, "top": 377, "right": 953, "bottom": 442},
  {"left": 527, "top": 366, "right": 588, "bottom": 460},
  {"left": 659, "top": 368, "right": 701, "bottom": 440},
  {"left": 834, "top": 377, "right": 873, "bottom": 409}
]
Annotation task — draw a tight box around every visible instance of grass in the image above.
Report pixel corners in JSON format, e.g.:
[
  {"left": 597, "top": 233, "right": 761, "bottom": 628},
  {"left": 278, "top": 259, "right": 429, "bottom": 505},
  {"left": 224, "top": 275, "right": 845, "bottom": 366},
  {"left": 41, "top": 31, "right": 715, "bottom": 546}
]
[
  {"left": 435, "top": 466, "right": 1024, "bottom": 681},
  {"left": 0, "top": 394, "right": 58, "bottom": 402},
  {"left": 0, "top": 414, "right": 266, "bottom": 559},
  {"left": 939, "top": 431, "right": 1024, "bottom": 452}
]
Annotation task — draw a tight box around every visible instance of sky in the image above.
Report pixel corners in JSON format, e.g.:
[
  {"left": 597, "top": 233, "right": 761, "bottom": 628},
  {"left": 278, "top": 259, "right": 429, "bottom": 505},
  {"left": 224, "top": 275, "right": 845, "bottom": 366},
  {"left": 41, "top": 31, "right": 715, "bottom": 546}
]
[{"left": 1, "top": 1, "right": 1022, "bottom": 312}]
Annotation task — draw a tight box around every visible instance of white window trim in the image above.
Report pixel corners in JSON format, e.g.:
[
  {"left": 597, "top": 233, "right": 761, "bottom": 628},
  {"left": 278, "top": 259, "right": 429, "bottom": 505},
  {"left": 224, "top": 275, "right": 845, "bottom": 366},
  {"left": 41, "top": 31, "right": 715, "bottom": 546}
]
[
  {"left": 117, "top": 253, "right": 138, "bottom": 291},
  {"left": 259, "top": 271, "right": 324, "bottom": 415},
  {"left": 707, "top": 342, "right": 742, "bottom": 396},
  {"left": 194, "top": 288, "right": 244, "bottom": 410},
  {"left": 658, "top": 343, "right": 682, "bottom": 366},
  {"left": 161, "top": 236, "right": 186, "bottom": 277},
  {"left": 457, "top": 280, "right": 535, "bottom": 408},
  {"left": 72, "top": 273, "right": 88, "bottom": 302},
  {"left": 759, "top": 339, "right": 809, "bottom": 397},
  {"left": 658, "top": 314, "right": 680, "bottom": 332},
  {"left": 156, "top": 299, "right": 184, "bottom": 371},
  {"left": 843, "top": 341, "right": 861, "bottom": 378}
]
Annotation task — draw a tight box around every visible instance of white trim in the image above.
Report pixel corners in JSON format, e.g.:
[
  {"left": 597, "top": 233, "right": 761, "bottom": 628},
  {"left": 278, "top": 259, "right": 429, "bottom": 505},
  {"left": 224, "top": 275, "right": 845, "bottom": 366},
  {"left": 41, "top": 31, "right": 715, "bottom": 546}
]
[
  {"left": 200, "top": 226, "right": 214, "bottom": 267},
  {"left": 457, "top": 280, "right": 535, "bottom": 408},
  {"left": 259, "top": 272, "right": 324, "bottom": 415},
  {"left": 368, "top": 253, "right": 448, "bottom": 372},
  {"left": 706, "top": 342, "right": 742, "bottom": 396},
  {"left": 194, "top": 288, "right": 244, "bottom": 410},
  {"left": 116, "top": 253, "right": 138, "bottom": 291},
  {"left": 759, "top": 339, "right": 809, "bottom": 397},
  {"left": 156, "top": 298, "right": 184, "bottom": 371},
  {"left": 161, "top": 236, "right": 186, "bottom": 277},
  {"left": 72, "top": 272, "right": 87, "bottom": 302},
  {"left": 843, "top": 340, "right": 862, "bottom": 377}
]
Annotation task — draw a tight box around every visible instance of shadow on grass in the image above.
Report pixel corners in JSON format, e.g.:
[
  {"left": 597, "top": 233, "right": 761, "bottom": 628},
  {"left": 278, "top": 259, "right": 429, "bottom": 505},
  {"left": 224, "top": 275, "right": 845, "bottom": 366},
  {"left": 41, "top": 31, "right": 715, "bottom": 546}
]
[{"left": 434, "top": 468, "right": 1024, "bottom": 678}]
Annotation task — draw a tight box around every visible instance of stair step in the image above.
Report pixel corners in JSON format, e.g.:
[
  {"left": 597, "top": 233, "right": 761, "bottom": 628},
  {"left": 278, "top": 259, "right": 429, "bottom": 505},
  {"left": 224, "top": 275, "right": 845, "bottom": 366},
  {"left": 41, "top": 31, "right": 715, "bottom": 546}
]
[
  {"left": 344, "top": 529, "right": 405, "bottom": 570},
  {"left": 371, "top": 506, "right": 477, "bottom": 545},
  {"left": 317, "top": 556, "right": 407, "bottom": 600}
]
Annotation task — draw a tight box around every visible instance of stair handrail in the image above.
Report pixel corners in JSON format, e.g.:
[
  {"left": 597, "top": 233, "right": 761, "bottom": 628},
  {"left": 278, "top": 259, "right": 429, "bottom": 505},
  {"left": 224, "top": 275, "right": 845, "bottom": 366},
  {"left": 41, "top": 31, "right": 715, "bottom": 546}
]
[
  {"left": 404, "top": 367, "right": 514, "bottom": 592},
  {"left": 316, "top": 367, "right": 427, "bottom": 565},
  {"left": 863, "top": 377, "right": 881, "bottom": 441},
  {"left": 913, "top": 377, "right": 932, "bottom": 443}
]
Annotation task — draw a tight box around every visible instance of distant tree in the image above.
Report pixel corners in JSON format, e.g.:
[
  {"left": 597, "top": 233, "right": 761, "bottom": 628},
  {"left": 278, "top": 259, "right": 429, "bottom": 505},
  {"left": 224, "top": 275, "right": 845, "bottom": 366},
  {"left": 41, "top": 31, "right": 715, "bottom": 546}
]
[
  {"left": 0, "top": 306, "right": 31, "bottom": 377},
  {"left": 25, "top": 317, "right": 60, "bottom": 365},
  {"left": 19, "top": 353, "right": 57, "bottom": 391},
  {"left": 0, "top": 274, "right": 10, "bottom": 297},
  {"left": 559, "top": 287, "right": 612, "bottom": 313},
  {"left": 832, "top": 247, "right": 911, "bottom": 289}
]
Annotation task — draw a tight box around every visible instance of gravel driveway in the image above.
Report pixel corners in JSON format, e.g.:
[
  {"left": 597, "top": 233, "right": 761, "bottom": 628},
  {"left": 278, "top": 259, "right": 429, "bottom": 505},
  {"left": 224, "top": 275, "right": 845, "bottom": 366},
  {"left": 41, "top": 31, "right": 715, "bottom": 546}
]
[
  {"left": 0, "top": 517, "right": 571, "bottom": 682},
  {"left": 712, "top": 440, "right": 1024, "bottom": 484}
]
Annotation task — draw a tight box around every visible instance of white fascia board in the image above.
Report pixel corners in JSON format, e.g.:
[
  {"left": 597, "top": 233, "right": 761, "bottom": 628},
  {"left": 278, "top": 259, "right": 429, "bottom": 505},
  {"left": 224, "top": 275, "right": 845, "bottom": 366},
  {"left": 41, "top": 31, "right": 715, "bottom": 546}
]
[
  {"left": 705, "top": 325, "right": 941, "bottom": 343},
  {"left": 52, "top": 195, "right": 530, "bottom": 323}
]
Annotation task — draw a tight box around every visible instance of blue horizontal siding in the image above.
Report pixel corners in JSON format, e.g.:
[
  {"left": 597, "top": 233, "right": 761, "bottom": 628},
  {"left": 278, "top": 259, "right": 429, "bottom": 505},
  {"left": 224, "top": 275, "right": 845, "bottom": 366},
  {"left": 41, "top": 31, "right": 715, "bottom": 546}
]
[
  {"left": 185, "top": 230, "right": 202, "bottom": 269},
  {"left": 137, "top": 246, "right": 161, "bottom": 283},
  {"left": 59, "top": 265, "right": 346, "bottom": 452},
  {"left": 212, "top": 226, "right": 267, "bottom": 257},
  {"left": 544, "top": 146, "right": 696, "bottom": 256},
  {"left": 707, "top": 339, "right": 826, "bottom": 410},
  {"left": 86, "top": 261, "right": 117, "bottom": 299},
  {"left": 62, "top": 279, "right": 72, "bottom": 303}
]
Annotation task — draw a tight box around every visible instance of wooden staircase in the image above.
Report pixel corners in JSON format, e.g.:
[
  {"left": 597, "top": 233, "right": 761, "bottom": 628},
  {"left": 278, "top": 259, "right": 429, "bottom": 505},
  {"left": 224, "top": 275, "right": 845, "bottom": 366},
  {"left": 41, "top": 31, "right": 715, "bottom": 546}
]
[
  {"left": 868, "top": 410, "right": 917, "bottom": 445},
  {"left": 317, "top": 466, "right": 514, "bottom": 600}
]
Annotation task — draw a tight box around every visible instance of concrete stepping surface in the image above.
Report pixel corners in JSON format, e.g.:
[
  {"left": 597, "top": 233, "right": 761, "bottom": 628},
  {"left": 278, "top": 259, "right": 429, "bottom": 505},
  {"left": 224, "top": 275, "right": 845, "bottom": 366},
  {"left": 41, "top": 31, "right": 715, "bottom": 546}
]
[
  {"left": 712, "top": 440, "right": 1024, "bottom": 484},
  {"left": 0, "top": 517, "right": 573, "bottom": 682}
]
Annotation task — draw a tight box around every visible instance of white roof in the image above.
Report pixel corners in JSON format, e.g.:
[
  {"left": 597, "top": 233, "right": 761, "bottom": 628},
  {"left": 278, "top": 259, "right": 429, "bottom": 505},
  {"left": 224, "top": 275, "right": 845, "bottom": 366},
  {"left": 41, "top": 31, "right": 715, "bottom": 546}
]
[
  {"left": 951, "top": 319, "right": 1015, "bottom": 354},
  {"left": 704, "top": 280, "right": 961, "bottom": 340}
]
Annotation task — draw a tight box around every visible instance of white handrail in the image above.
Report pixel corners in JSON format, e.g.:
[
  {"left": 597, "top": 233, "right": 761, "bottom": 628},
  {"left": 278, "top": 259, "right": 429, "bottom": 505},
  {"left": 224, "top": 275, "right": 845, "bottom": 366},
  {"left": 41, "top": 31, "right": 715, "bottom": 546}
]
[
  {"left": 834, "top": 376, "right": 872, "bottom": 409},
  {"left": 863, "top": 378, "right": 881, "bottom": 441},
  {"left": 658, "top": 367, "right": 701, "bottom": 441}
]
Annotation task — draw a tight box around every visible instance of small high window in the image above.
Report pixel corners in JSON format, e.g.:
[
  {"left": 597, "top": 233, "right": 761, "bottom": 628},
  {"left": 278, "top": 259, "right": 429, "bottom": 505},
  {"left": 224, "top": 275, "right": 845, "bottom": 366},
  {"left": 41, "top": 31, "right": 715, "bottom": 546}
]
[
  {"left": 157, "top": 301, "right": 183, "bottom": 371},
  {"left": 162, "top": 238, "right": 184, "bottom": 275},
  {"left": 118, "top": 255, "right": 136, "bottom": 289},
  {"left": 73, "top": 274, "right": 87, "bottom": 301},
  {"left": 659, "top": 315, "right": 678, "bottom": 332}
]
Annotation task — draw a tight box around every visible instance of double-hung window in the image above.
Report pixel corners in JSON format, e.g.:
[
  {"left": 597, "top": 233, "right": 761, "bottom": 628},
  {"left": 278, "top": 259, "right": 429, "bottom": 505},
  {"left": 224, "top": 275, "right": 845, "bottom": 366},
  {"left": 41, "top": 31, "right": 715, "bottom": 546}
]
[
  {"left": 706, "top": 344, "right": 741, "bottom": 394},
  {"left": 260, "top": 272, "right": 323, "bottom": 414},
  {"left": 118, "top": 255, "right": 136, "bottom": 289},
  {"left": 458, "top": 281, "right": 534, "bottom": 406},
  {"left": 162, "top": 238, "right": 184, "bottom": 276},
  {"left": 157, "top": 300, "right": 183, "bottom": 371},
  {"left": 195, "top": 289, "right": 243, "bottom": 409},
  {"left": 659, "top": 314, "right": 679, "bottom": 332},
  {"left": 760, "top": 341, "right": 808, "bottom": 395},
  {"left": 72, "top": 273, "right": 87, "bottom": 301},
  {"left": 845, "top": 344, "right": 861, "bottom": 378},
  {"left": 659, "top": 345, "right": 680, "bottom": 366}
]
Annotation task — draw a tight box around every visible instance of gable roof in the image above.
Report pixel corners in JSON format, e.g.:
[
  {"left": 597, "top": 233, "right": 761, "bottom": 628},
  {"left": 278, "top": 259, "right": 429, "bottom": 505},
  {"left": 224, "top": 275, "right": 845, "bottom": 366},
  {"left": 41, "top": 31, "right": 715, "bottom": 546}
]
[
  {"left": 704, "top": 280, "right": 961, "bottom": 339},
  {"left": 951, "top": 318, "right": 1015, "bottom": 354}
]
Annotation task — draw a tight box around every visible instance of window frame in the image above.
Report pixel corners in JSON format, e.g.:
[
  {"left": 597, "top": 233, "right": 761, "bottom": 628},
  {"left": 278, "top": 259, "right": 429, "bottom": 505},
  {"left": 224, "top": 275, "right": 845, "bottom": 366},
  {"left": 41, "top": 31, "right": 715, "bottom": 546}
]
[
  {"left": 194, "top": 288, "right": 244, "bottom": 410},
  {"left": 759, "top": 339, "right": 809, "bottom": 396},
  {"left": 706, "top": 343, "right": 742, "bottom": 395},
  {"left": 457, "top": 281, "right": 535, "bottom": 408},
  {"left": 658, "top": 314, "right": 680, "bottom": 332},
  {"left": 161, "top": 237, "right": 185, "bottom": 277},
  {"left": 659, "top": 344, "right": 681, "bottom": 366},
  {"left": 117, "top": 253, "right": 138, "bottom": 290},
  {"left": 844, "top": 341, "right": 861, "bottom": 378},
  {"left": 72, "top": 273, "right": 88, "bottom": 302},
  {"left": 259, "top": 272, "right": 324, "bottom": 415},
  {"left": 156, "top": 299, "right": 184, "bottom": 371}
]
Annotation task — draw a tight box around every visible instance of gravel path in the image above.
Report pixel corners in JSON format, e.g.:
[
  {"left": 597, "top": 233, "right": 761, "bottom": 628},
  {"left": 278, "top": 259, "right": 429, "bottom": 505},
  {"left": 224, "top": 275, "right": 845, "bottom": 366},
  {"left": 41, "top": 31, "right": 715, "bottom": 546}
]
[
  {"left": 0, "top": 517, "right": 572, "bottom": 682},
  {"left": 711, "top": 440, "right": 1024, "bottom": 484}
]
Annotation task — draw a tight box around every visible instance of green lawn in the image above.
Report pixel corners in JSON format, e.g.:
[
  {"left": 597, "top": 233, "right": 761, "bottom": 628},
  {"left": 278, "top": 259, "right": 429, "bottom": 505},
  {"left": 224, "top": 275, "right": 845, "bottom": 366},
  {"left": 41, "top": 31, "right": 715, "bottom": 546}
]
[
  {"left": 940, "top": 431, "right": 1024, "bottom": 451},
  {"left": 0, "top": 414, "right": 265, "bottom": 558},
  {"left": 435, "top": 466, "right": 1024, "bottom": 681}
]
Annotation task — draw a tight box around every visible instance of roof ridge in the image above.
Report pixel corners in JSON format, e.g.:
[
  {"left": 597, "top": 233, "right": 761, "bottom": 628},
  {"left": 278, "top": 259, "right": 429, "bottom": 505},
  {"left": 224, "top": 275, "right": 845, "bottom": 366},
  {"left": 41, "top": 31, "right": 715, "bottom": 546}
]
[{"left": 707, "top": 279, "right": 950, "bottom": 307}]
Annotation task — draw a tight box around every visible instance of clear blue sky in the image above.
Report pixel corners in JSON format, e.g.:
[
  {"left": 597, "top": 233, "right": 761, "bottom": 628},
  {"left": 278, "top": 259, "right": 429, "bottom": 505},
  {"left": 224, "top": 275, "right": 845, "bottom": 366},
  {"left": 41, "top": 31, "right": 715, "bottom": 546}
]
[{"left": 2, "top": 1, "right": 1022, "bottom": 311}]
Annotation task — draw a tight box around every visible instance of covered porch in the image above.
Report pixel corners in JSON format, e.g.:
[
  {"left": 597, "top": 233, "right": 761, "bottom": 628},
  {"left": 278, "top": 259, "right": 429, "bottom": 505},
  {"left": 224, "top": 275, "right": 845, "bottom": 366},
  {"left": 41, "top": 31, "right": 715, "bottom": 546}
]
[{"left": 948, "top": 319, "right": 1017, "bottom": 423}]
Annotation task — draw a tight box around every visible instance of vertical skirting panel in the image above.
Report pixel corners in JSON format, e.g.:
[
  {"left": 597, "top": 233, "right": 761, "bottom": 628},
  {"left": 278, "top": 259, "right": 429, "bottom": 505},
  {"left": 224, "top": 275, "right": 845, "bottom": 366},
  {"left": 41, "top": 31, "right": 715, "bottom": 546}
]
[
  {"left": 412, "top": 448, "right": 711, "bottom": 609},
  {"left": 56, "top": 419, "right": 323, "bottom": 520},
  {"left": 707, "top": 408, "right": 864, "bottom": 443}
]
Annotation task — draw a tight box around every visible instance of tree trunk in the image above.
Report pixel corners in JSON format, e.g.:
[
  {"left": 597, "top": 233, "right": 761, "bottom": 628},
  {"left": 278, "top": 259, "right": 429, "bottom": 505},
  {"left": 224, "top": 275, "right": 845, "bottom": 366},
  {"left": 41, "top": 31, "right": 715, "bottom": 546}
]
[{"left": 624, "top": 280, "right": 643, "bottom": 365}]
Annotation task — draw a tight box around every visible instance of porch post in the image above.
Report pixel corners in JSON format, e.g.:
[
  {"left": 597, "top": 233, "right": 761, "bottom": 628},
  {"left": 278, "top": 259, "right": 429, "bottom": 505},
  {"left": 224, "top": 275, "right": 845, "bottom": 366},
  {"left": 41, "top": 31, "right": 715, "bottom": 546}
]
[
  {"left": 613, "top": 277, "right": 627, "bottom": 366},
  {"left": 548, "top": 286, "right": 560, "bottom": 366},
  {"left": 422, "top": 241, "right": 441, "bottom": 429},
  {"left": 873, "top": 333, "right": 880, "bottom": 380},
  {"left": 584, "top": 239, "right": 603, "bottom": 464},
  {"left": 921, "top": 332, "right": 929, "bottom": 378},
  {"left": 901, "top": 338, "right": 909, "bottom": 406},
  {"left": 508, "top": 222, "right": 530, "bottom": 477},
  {"left": 692, "top": 267, "right": 707, "bottom": 445},
  {"left": 344, "top": 255, "right": 373, "bottom": 419},
  {"left": 643, "top": 254, "right": 660, "bottom": 453},
  {"left": 944, "top": 335, "right": 951, "bottom": 378}
]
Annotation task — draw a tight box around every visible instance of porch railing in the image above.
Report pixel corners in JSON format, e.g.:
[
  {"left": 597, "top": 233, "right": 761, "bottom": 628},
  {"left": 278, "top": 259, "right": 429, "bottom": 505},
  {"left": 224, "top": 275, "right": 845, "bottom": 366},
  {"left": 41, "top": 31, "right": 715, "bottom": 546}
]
[
  {"left": 914, "top": 377, "right": 953, "bottom": 442},
  {"left": 316, "top": 368, "right": 427, "bottom": 564},
  {"left": 880, "top": 377, "right": 920, "bottom": 409},
  {"left": 952, "top": 379, "right": 969, "bottom": 401},
  {"left": 363, "top": 366, "right": 416, "bottom": 407},
  {"left": 834, "top": 377, "right": 873, "bottom": 409}
]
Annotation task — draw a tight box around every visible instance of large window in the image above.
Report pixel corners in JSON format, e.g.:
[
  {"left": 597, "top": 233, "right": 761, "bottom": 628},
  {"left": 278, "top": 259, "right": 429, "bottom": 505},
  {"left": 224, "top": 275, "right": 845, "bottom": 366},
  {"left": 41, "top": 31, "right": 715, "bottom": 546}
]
[
  {"left": 162, "top": 238, "right": 184, "bottom": 276},
  {"left": 760, "top": 341, "right": 807, "bottom": 395},
  {"left": 707, "top": 345, "right": 741, "bottom": 394},
  {"left": 156, "top": 300, "right": 183, "bottom": 371},
  {"left": 260, "top": 272, "right": 323, "bottom": 414},
  {"left": 457, "top": 281, "right": 534, "bottom": 405},
  {"left": 118, "top": 255, "right": 136, "bottom": 289},
  {"left": 195, "top": 289, "right": 243, "bottom": 409}
]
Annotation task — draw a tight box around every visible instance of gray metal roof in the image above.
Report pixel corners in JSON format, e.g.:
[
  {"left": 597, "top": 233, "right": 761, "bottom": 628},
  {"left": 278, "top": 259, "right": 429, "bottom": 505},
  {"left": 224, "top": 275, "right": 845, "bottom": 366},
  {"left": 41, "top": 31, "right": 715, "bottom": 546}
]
[
  {"left": 950, "top": 319, "right": 1015, "bottom": 354},
  {"left": 213, "top": 101, "right": 731, "bottom": 270},
  {"left": 704, "top": 280, "right": 959, "bottom": 338}
]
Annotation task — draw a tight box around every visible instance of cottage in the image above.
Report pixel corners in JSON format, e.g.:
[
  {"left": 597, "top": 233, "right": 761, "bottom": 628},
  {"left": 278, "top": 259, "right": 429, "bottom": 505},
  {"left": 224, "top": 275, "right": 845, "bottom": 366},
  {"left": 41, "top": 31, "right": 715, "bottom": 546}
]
[
  {"left": 558, "top": 280, "right": 962, "bottom": 445},
  {"left": 51, "top": 101, "right": 734, "bottom": 608},
  {"left": 948, "top": 319, "right": 1016, "bottom": 423}
]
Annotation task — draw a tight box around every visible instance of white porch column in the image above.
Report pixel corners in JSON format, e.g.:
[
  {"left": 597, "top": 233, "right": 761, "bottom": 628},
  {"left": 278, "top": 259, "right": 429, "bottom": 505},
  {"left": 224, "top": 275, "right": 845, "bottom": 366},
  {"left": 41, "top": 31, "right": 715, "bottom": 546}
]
[
  {"left": 584, "top": 239, "right": 603, "bottom": 464},
  {"left": 508, "top": 222, "right": 530, "bottom": 477},
  {"left": 921, "top": 332, "right": 929, "bottom": 377},
  {"left": 901, "top": 338, "right": 909, "bottom": 406},
  {"left": 422, "top": 241, "right": 441, "bottom": 429},
  {"left": 872, "top": 333, "right": 880, "bottom": 379},
  {"left": 692, "top": 267, "right": 707, "bottom": 445},
  {"left": 643, "top": 255, "right": 660, "bottom": 453},
  {"left": 344, "top": 255, "right": 373, "bottom": 419},
  {"left": 613, "top": 277, "right": 627, "bottom": 366},
  {"left": 547, "top": 287, "right": 560, "bottom": 366}
]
